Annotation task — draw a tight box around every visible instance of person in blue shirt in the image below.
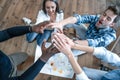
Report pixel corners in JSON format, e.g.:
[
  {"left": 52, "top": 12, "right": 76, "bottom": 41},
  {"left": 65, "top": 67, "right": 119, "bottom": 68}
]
[
  {"left": 0, "top": 21, "right": 59, "bottom": 80},
  {"left": 52, "top": 32, "right": 120, "bottom": 80},
  {"left": 47, "top": 5, "right": 120, "bottom": 47}
]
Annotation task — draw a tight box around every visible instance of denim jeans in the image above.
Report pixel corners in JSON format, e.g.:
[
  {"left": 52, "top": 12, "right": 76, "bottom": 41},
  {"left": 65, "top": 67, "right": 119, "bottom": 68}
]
[
  {"left": 102, "top": 69, "right": 120, "bottom": 80},
  {"left": 64, "top": 24, "right": 87, "bottom": 40},
  {"left": 83, "top": 67, "right": 108, "bottom": 80},
  {"left": 26, "top": 30, "right": 53, "bottom": 46}
]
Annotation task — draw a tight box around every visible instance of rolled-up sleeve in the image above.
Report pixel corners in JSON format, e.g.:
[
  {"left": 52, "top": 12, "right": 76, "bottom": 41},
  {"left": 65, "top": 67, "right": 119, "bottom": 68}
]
[
  {"left": 93, "top": 47, "right": 120, "bottom": 68},
  {"left": 73, "top": 14, "right": 98, "bottom": 25}
]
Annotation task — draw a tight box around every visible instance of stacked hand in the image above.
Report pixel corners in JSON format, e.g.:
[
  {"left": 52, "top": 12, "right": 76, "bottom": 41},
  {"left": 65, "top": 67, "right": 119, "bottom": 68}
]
[
  {"left": 32, "top": 21, "right": 50, "bottom": 33},
  {"left": 40, "top": 40, "right": 60, "bottom": 62},
  {"left": 52, "top": 33, "right": 74, "bottom": 48},
  {"left": 46, "top": 22, "right": 63, "bottom": 33},
  {"left": 52, "top": 33, "right": 74, "bottom": 57}
]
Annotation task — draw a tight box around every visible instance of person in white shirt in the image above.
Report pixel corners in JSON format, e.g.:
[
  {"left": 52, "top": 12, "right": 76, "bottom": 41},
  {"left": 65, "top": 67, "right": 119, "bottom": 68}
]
[
  {"left": 52, "top": 33, "right": 120, "bottom": 80},
  {"left": 26, "top": 0, "right": 64, "bottom": 46}
]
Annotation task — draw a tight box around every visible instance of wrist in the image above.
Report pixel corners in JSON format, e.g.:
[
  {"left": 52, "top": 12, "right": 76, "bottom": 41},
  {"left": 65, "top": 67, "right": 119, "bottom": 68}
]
[
  {"left": 39, "top": 57, "right": 47, "bottom": 63},
  {"left": 29, "top": 26, "right": 33, "bottom": 32},
  {"left": 72, "top": 38, "right": 79, "bottom": 48},
  {"left": 66, "top": 51, "right": 74, "bottom": 58}
]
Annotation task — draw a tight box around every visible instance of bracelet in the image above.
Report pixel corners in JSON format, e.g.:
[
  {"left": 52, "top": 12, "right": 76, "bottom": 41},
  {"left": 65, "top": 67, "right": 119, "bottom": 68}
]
[{"left": 29, "top": 26, "right": 33, "bottom": 32}]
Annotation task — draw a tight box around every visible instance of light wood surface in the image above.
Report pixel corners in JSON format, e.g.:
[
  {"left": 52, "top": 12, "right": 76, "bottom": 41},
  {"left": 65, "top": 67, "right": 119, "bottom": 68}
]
[{"left": 0, "top": 0, "right": 120, "bottom": 80}]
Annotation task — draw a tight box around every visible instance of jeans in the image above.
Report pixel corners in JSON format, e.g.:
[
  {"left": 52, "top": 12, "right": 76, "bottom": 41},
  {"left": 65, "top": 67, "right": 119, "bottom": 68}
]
[
  {"left": 102, "top": 69, "right": 120, "bottom": 80},
  {"left": 26, "top": 30, "right": 53, "bottom": 46},
  {"left": 83, "top": 67, "right": 107, "bottom": 80},
  {"left": 64, "top": 24, "right": 87, "bottom": 40}
]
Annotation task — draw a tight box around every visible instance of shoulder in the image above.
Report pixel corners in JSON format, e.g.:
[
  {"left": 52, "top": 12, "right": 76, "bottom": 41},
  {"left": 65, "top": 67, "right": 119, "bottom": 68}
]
[
  {"left": 38, "top": 10, "right": 46, "bottom": 15},
  {"left": 57, "top": 10, "right": 64, "bottom": 15}
]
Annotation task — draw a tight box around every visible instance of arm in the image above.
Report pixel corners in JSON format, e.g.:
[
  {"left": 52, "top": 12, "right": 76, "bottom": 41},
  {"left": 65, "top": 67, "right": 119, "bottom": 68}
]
[
  {"left": 47, "top": 16, "right": 77, "bottom": 30},
  {"left": 10, "top": 41, "right": 58, "bottom": 80},
  {"left": 0, "top": 26, "right": 31, "bottom": 42},
  {"left": 73, "top": 40, "right": 89, "bottom": 46},
  {"left": 52, "top": 33, "right": 90, "bottom": 80},
  {"left": 93, "top": 47, "right": 120, "bottom": 68},
  {"left": 0, "top": 21, "right": 49, "bottom": 42},
  {"left": 63, "top": 33, "right": 120, "bottom": 67},
  {"left": 47, "top": 14, "right": 98, "bottom": 29},
  {"left": 53, "top": 33, "right": 120, "bottom": 67},
  {"left": 72, "top": 30, "right": 116, "bottom": 47},
  {"left": 52, "top": 33, "right": 94, "bottom": 53},
  {"left": 87, "top": 29, "right": 116, "bottom": 47}
]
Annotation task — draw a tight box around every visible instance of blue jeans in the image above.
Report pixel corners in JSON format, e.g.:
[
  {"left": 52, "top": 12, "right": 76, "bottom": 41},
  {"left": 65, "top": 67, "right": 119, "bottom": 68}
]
[
  {"left": 26, "top": 30, "right": 53, "bottom": 46},
  {"left": 64, "top": 24, "right": 87, "bottom": 40},
  {"left": 83, "top": 67, "right": 107, "bottom": 80},
  {"left": 102, "top": 69, "right": 120, "bottom": 80}
]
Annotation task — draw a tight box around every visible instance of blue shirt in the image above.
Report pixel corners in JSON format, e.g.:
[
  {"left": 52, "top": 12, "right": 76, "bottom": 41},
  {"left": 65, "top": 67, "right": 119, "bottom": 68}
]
[{"left": 74, "top": 14, "right": 116, "bottom": 47}]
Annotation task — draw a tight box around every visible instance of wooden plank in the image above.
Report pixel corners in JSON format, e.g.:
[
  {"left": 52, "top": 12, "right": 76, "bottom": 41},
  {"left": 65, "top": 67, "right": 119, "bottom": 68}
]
[
  {"left": 1, "top": 0, "right": 120, "bottom": 80},
  {"left": 71, "top": 0, "right": 77, "bottom": 14}
]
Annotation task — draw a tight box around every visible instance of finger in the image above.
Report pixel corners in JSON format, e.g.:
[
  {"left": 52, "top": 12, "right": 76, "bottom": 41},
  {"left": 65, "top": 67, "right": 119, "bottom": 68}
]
[
  {"left": 52, "top": 39, "right": 61, "bottom": 49},
  {"left": 55, "top": 33, "right": 67, "bottom": 44},
  {"left": 54, "top": 35, "right": 66, "bottom": 48},
  {"left": 41, "top": 40, "right": 46, "bottom": 50},
  {"left": 53, "top": 43, "right": 61, "bottom": 52}
]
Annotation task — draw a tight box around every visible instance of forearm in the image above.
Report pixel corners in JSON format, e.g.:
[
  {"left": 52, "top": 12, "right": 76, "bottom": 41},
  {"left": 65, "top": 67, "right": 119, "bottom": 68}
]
[
  {"left": 19, "top": 58, "right": 45, "bottom": 80},
  {"left": 68, "top": 53, "right": 83, "bottom": 74},
  {"left": 67, "top": 52, "right": 90, "bottom": 80},
  {"left": 0, "top": 26, "right": 31, "bottom": 42},
  {"left": 60, "top": 16, "right": 77, "bottom": 26},
  {"left": 72, "top": 42, "right": 94, "bottom": 53},
  {"left": 74, "top": 40, "right": 89, "bottom": 46}
]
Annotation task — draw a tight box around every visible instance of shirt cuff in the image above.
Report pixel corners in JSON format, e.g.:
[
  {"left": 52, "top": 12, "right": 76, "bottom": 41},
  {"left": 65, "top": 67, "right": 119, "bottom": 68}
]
[
  {"left": 93, "top": 47, "right": 100, "bottom": 56},
  {"left": 87, "top": 39, "right": 93, "bottom": 46},
  {"left": 76, "top": 72, "right": 90, "bottom": 80},
  {"left": 73, "top": 14, "right": 82, "bottom": 24},
  {"left": 93, "top": 47, "right": 106, "bottom": 59}
]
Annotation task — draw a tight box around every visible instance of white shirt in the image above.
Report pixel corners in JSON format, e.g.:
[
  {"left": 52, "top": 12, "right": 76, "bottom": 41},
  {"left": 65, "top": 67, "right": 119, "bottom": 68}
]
[
  {"left": 93, "top": 47, "right": 120, "bottom": 68},
  {"left": 76, "top": 47, "right": 120, "bottom": 80},
  {"left": 35, "top": 10, "right": 64, "bottom": 25}
]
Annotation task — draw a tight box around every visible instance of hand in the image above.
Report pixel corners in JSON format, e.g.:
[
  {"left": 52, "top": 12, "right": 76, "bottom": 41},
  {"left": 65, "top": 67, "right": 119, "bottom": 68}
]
[
  {"left": 46, "top": 22, "right": 63, "bottom": 33},
  {"left": 32, "top": 21, "right": 50, "bottom": 33},
  {"left": 52, "top": 33, "right": 73, "bottom": 57},
  {"left": 40, "top": 40, "right": 60, "bottom": 62},
  {"left": 52, "top": 33, "right": 75, "bottom": 48}
]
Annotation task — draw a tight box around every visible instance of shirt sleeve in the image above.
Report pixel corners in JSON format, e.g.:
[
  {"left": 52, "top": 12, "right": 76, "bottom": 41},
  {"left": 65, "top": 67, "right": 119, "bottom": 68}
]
[
  {"left": 93, "top": 47, "right": 120, "bottom": 68},
  {"left": 87, "top": 28, "right": 116, "bottom": 47},
  {"left": 35, "top": 10, "right": 49, "bottom": 25},
  {"left": 0, "top": 26, "right": 30, "bottom": 42},
  {"left": 76, "top": 72, "right": 90, "bottom": 80},
  {"left": 56, "top": 12, "right": 64, "bottom": 22},
  {"left": 9, "top": 59, "right": 45, "bottom": 80},
  {"left": 73, "top": 14, "right": 98, "bottom": 25}
]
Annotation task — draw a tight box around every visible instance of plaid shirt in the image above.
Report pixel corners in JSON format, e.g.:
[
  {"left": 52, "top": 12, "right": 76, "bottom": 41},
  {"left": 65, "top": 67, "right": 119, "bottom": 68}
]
[{"left": 74, "top": 14, "right": 116, "bottom": 47}]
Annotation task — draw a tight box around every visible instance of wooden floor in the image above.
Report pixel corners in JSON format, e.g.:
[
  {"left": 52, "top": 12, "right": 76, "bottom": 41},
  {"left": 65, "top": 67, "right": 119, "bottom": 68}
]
[{"left": 0, "top": 0, "right": 120, "bottom": 80}]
